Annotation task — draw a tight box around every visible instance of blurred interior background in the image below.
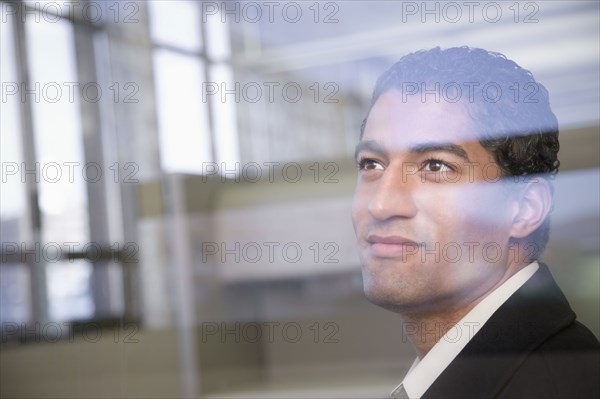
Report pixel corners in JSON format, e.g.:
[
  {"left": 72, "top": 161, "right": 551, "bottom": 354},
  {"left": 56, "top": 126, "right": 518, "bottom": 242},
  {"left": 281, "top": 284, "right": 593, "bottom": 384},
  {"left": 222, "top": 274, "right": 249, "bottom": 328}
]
[{"left": 1, "top": 1, "right": 598, "bottom": 398}]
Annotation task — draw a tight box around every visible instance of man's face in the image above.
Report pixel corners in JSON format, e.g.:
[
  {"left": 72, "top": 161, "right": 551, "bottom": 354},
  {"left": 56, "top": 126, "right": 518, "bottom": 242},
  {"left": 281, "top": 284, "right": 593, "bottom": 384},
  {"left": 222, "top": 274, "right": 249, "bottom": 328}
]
[{"left": 352, "top": 90, "right": 517, "bottom": 315}]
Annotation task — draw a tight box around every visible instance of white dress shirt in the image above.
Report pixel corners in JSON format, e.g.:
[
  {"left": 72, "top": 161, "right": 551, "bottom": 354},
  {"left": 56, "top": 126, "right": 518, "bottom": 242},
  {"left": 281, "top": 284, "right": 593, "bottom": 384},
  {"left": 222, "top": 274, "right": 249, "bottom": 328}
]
[{"left": 390, "top": 262, "right": 540, "bottom": 399}]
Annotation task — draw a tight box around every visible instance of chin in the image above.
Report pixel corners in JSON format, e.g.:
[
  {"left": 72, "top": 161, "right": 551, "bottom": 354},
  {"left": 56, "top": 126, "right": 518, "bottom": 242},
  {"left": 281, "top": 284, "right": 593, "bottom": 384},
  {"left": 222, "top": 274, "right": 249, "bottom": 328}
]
[{"left": 362, "top": 275, "right": 408, "bottom": 313}]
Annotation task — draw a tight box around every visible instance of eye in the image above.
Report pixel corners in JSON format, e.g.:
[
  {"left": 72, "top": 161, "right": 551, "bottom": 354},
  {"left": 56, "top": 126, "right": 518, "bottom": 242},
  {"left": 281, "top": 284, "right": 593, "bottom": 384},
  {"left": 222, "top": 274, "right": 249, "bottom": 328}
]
[
  {"left": 422, "top": 159, "right": 453, "bottom": 173},
  {"left": 357, "top": 157, "right": 384, "bottom": 171}
]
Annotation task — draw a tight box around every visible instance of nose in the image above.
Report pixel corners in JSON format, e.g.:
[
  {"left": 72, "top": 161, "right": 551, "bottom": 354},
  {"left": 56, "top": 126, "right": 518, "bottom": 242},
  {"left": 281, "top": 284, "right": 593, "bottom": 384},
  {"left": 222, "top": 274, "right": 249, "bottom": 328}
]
[{"left": 367, "top": 166, "right": 418, "bottom": 221}]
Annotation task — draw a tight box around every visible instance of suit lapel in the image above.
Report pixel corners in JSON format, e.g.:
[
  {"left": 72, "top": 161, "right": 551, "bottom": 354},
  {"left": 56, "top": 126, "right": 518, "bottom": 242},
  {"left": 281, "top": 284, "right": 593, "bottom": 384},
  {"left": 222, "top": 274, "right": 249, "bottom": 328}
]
[{"left": 422, "top": 263, "right": 576, "bottom": 399}]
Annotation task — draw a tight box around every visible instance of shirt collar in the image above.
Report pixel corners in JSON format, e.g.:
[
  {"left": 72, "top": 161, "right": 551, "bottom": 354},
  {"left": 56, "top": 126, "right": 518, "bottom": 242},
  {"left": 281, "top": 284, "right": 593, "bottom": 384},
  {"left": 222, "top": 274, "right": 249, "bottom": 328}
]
[{"left": 392, "top": 261, "right": 540, "bottom": 399}]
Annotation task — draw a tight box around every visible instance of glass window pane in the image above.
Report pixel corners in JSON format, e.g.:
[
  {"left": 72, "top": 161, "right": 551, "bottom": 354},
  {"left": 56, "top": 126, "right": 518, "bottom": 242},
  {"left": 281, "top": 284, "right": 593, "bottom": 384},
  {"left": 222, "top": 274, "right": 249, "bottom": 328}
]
[
  {"left": 210, "top": 63, "right": 240, "bottom": 166},
  {"left": 0, "top": 264, "right": 32, "bottom": 324},
  {"left": 206, "top": 13, "right": 231, "bottom": 61},
  {"left": 25, "top": 18, "right": 90, "bottom": 244},
  {"left": 1, "top": 10, "right": 32, "bottom": 328},
  {"left": 1, "top": 9, "right": 26, "bottom": 231},
  {"left": 46, "top": 260, "right": 94, "bottom": 322},
  {"left": 148, "top": 0, "right": 202, "bottom": 52},
  {"left": 153, "top": 49, "right": 212, "bottom": 173}
]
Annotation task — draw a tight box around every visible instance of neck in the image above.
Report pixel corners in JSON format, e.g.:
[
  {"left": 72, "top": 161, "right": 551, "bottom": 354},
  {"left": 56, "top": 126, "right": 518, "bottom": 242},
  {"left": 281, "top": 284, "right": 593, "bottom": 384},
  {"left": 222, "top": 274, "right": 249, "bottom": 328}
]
[{"left": 401, "top": 258, "right": 532, "bottom": 359}]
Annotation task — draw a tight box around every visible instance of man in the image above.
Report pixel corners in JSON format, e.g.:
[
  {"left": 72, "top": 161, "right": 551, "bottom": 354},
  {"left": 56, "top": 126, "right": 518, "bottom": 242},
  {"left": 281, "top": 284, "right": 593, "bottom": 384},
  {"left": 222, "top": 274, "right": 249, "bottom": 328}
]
[{"left": 351, "top": 46, "right": 599, "bottom": 398}]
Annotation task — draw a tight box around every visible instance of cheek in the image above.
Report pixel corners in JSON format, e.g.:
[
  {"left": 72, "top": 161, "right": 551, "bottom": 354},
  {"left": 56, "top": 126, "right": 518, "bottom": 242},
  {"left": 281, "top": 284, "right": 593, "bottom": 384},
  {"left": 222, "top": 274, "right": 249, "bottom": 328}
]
[
  {"left": 416, "top": 184, "right": 507, "bottom": 242},
  {"left": 448, "top": 182, "right": 509, "bottom": 220},
  {"left": 466, "top": 186, "right": 511, "bottom": 228},
  {"left": 415, "top": 186, "right": 462, "bottom": 227},
  {"left": 351, "top": 183, "right": 367, "bottom": 231}
]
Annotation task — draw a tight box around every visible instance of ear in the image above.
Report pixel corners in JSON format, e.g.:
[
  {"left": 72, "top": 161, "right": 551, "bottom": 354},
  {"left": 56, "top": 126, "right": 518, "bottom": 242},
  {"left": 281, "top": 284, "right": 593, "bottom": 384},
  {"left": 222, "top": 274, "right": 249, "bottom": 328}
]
[{"left": 509, "top": 177, "right": 553, "bottom": 239}]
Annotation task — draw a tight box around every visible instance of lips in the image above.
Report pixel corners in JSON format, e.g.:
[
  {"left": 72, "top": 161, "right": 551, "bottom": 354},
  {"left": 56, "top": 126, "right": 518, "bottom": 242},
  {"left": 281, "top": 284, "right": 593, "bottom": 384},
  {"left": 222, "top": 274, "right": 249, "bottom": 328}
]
[{"left": 366, "top": 234, "right": 421, "bottom": 258}]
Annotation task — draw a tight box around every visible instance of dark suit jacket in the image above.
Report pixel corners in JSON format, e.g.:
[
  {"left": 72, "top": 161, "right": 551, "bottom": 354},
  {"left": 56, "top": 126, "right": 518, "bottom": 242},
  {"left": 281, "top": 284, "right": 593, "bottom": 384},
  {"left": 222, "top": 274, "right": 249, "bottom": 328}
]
[{"left": 423, "top": 263, "right": 600, "bottom": 399}]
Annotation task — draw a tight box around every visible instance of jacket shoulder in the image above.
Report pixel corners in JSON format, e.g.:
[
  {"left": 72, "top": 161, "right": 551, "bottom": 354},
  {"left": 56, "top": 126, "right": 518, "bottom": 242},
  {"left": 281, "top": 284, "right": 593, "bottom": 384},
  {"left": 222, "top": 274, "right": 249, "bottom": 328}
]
[
  {"left": 499, "top": 321, "right": 600, "bottom": 398},
  {"left": 540, "top": 320, "right": 600, "bottom": 351}
]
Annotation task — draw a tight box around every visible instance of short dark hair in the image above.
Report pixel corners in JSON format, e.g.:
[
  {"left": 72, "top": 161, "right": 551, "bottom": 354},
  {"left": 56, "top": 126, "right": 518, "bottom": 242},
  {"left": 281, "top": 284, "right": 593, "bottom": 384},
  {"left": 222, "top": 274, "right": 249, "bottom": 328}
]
[{"left": 361, "top": 46, "right": 560, "bottom": 260}]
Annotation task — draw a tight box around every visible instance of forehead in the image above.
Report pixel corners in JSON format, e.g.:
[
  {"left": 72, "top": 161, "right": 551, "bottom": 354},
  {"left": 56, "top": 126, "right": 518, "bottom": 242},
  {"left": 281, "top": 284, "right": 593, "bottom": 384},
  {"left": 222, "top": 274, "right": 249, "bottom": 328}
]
[{"left": 363, "top": 90, "right": 479, "bottom": 149}]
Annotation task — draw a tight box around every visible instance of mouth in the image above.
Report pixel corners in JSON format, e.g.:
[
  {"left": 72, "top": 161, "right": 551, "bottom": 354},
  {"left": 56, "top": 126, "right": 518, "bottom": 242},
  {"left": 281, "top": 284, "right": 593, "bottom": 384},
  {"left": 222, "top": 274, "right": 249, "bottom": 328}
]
[{"left": 366, "top": 234, "right": 422, "bottom": 258}]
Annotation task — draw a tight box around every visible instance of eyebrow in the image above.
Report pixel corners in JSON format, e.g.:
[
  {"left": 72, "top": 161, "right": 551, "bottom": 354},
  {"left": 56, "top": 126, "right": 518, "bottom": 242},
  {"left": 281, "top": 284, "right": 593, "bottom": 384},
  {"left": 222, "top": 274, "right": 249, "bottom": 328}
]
[
  {"left": 354, "top": 140, "right": 387, "bottom": 160},
  {"left": 410, "top": 142, "right": 470, "bottom": 161},
  {"left": 354, "top": 139, "right": 471, "bottom": 162}
]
